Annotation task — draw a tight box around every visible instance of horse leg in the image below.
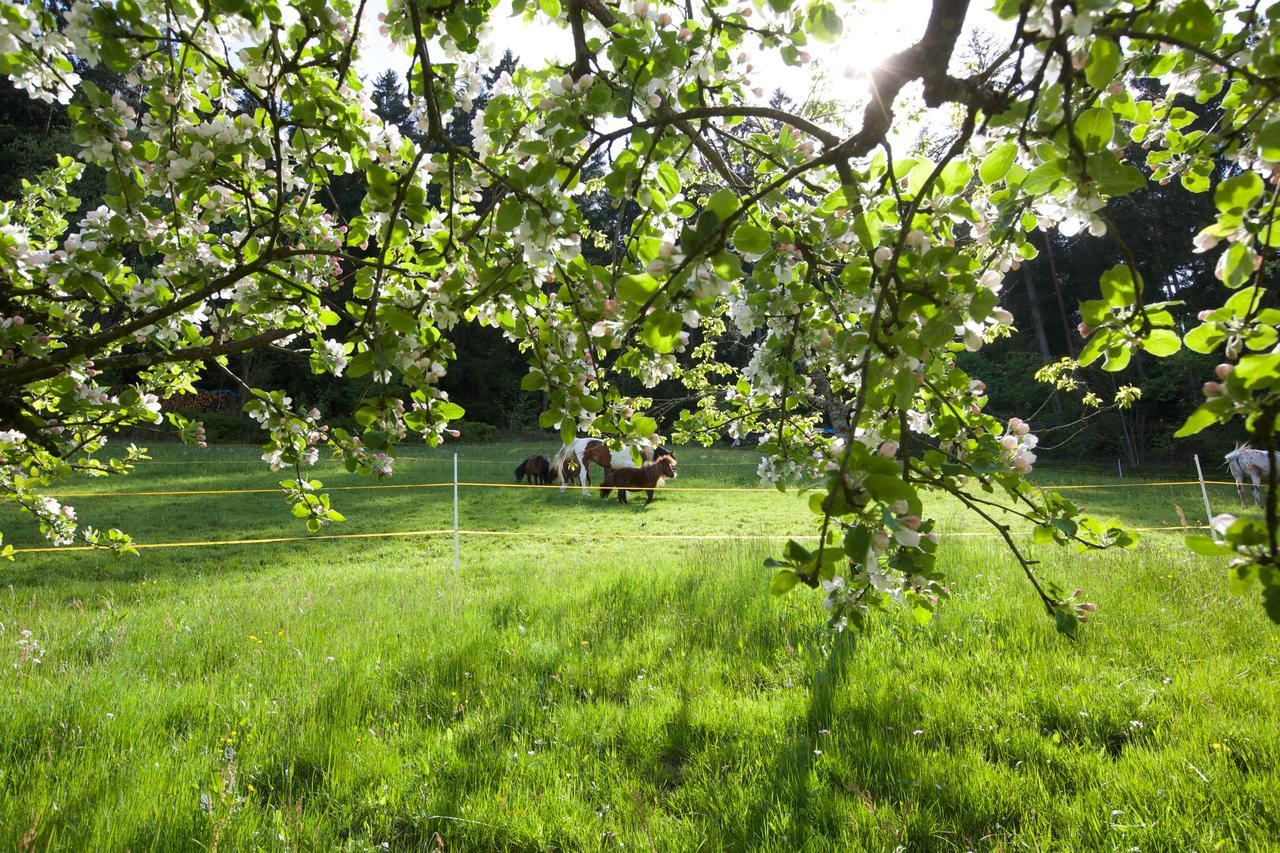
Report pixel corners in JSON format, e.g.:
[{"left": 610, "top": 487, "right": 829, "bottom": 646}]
[
  {"left": 1253, "top": 471, "right": 1264, "bottom": 508},
  {"left": 645, "top": 489, "right": 654, "bottom": 505}
]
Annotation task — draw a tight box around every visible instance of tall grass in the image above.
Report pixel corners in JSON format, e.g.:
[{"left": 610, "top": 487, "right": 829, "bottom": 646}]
[{"left": 0, "top": 443, "right": 1274, "bottom": 850}]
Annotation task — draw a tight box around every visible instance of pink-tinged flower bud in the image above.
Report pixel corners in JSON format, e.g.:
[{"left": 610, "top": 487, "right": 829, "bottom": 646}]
[
  {"left": 449, "top": 429, "right": 461, "bottom": 438},
  {"left": 1215, "top": 363, "right": 1233, "bottom": 379},
  {"left": 657, "top": 11, "right": 671, "bottom": 26},
  {"left": 1078, "top": 322, "right": 1092, "bottom": 338},
  {"left": 1197, "top": 309, "right": 1213, "bottom": 322},
  {"left": 1202, "top": 381, "right": 1224, "bottom": 397},
  {"left": 872, "top": 246, "right": 893, "bottom": 268},
  {"left": 878, "top": 440, "right": 898, "bottom": 458},
  {"left": 871, "top": 531, "right": 890, "bottom": 550},
  {"left": 1192, "top": 230, "right": 1220, "bottom": 253},
  {"left": 1079, "top": 602, "right": 1098, "bottom": 612},
  {"left": 891, "top": 499, "right": 909, "bottom": 514},
  {"left": 903, "top": 515, "right": 921, "bottom": 530},
  {"left": 679, "top": 27, "right": 693, "bottom": 41},
  {"left": 10, "top": 316, "right": 23, "bottom": 326},
  {"left": 632, "top": 0, "right": 649, "bottom": 18},
  {"left": 646, "top": 259, "right": 666, "bottom": 275},
  {"left": 970, "top": 380, "right": 986, "bottom": 394}
]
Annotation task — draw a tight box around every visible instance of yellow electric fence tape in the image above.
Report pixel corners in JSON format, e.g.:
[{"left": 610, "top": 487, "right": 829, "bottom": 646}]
[
  {"left": 47, "top": 479, "right": 1242, "bottom": 499},
  {"left": 10, "top": 524, "right": 1212, "bottom": 554}
]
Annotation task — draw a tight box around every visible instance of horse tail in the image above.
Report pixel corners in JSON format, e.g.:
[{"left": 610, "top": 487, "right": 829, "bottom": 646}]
[{"left": 551, "top": 444, "right": 573, "bottom": 484}]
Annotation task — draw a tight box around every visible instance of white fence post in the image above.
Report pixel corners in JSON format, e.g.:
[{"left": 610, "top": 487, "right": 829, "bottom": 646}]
[
  {"left": 1117, "top": 458, "right": 1123, "bottom": 478},
  {"left": 1194, "top": 454, "right": 1214, "bottom": 531},
  {"left": 453, "top": 452, "right": 460, "bottom": 570}
]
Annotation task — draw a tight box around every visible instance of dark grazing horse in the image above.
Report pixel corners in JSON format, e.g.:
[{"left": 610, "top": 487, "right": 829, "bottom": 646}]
[{"left": 514, "top": 455, "right": 552, "bottom": 485}]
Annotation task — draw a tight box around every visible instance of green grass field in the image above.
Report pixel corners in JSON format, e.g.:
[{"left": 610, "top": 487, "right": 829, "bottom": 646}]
[{"left": 1, "top": 441, "right": 1276, "bottom": 851}]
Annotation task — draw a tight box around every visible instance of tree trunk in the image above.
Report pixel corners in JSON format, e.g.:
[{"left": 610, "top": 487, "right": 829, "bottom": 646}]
[
  {"left": 1039, "top": 231, "right": 1076, "bottom": 355},
  {"left": 1021, "top": 263, "right": 1064, "bottom": 419},
  {"left": 810, "top": 368, "right": 850, "bottom": 435}
]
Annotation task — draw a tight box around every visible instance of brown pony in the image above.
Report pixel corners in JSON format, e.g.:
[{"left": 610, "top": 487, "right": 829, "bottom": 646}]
[
  {"left": 600, "top": 456, "right": 678, "bottom": 505},
  {"left": 514, "top": 455, "right": 552, "bottom": 485},
  {"left": 555, "top": 437, "right": 675, "bottom": 495}
]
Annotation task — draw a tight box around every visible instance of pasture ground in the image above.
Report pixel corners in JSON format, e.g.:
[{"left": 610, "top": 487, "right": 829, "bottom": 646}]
[{"left": 0, "top": 441, "right": 1277, "bottom": 851}]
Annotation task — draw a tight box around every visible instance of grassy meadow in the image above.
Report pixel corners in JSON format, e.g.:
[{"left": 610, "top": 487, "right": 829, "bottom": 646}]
[{"left": 0, "top": 441, "right": 1277, "bottom": 850}]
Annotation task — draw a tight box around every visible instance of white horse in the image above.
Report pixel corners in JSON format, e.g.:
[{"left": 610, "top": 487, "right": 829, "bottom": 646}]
[
  {"left": 553, "top": 437, "right": 674, "bottom": 495},
  {"left": 1225, "top": 444, "right": 1278, "bottom": 507}
]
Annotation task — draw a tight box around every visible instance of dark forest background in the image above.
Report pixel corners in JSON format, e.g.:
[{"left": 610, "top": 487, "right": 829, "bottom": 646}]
[{"left": 1, "top": 52, "right": 1253, "bottom": 472}]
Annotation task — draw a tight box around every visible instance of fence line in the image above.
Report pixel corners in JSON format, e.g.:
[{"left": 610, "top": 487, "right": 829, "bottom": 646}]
[
  {"left": 46, "top": 479, "right": 1244, "bottom": 500},
  {"left": 10, "top": 523, "right": 1213, "bottom": 555},
  {"left": 139, "top": 456, "right": 764, "bottom": 467}
]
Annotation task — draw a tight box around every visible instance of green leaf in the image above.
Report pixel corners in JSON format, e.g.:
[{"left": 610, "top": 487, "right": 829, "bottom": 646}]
[
  {"left": 770, "top": 568, "right": 801, "bottom": 596},
  {"left": 1186, "top": 535, "right": 1232, "bottom": 556},
  {"left": 1214, "top": 172, "right": 1263, "bottom": 216},
  {"left": 656, "top": 163, "right": 681, "bottom": 195},
  {"left": 1099, "top": 264, "right": 1137, "bottom": 307},
  {"left": 1234, "top": 353, "right": 1280, "bottom": 388},
  {"left": 631, "top": 414, "right": 658, "bottom": 437},
  {"left": 910, "top": 603, "right": 933, "bottom": 625},
  {"left": 1220, "top": 243, "right": 1255, "bottom": 289},
  {"left": 705, "top": 188, "right": 738, "bottom": 221},
  {"left": 495, "top": 197, "right": 523, "bottom": 231},
  {"left": 1102, "top": 344, "right": 1131, "bottom": 371},
  {"left": 784, "top": 538, "right": 813, "bottom": 565},
  {"left": 438, "top": 401, "right": 465, "bottom": 420},
  {"left": 1020, "top": 161, "right": 1064, "bottom": 195},
  {"left": 979, "top": 143, "right": 1017, "bottom": 184},
  {"left": 864, "top": 474, "right": 914, "bottom": 503},
  {"left": 1141, "top": 328, "right": 1181, "bottom": 356},
  {"left": 1174, "top": 398, "right": 1229, "bottom": 437},
  {"left": 640, "top": 310, "right": 682, "bottom": 353},
  {"left": 1053, "top": 607, "right": 1079, "bottom": 636},
  {"left": 1074, "top": 107, "right": 1115, "bottom": 153},
  {"left": 939, "top": 159, "right": 972, "bottom": 192},
  {"left": 733, "top": 223, "right": 771, "bottom": 255},
  {"left": 617, "top": 273, "right": 659, "bottom": 305},
  {"left": 806, "top": 2, "right": 843, "bottom": 43},
  {"left": 1168, "top": 0, "right": 1215, "bottom": 42},
  {"left": 1085, "top": 37, "right": 1121, "bottom": 89},
  {"left": 1227, "top": 562, "right": 1258, "bottom": 595},
  {"left": 1087, "top": 151, "right": 1146, "bottom": 195},
  {"left": 1259, "top": 121, "right": 1280, "bottom": 161},
  {"left": 1184, "top": 323, "right": 1225, "bottom": 354}
]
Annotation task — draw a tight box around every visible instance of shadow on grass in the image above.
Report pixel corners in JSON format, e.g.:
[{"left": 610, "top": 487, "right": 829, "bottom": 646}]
[{"left": 741, "top": 629, "right": 856, "bottom": 845}]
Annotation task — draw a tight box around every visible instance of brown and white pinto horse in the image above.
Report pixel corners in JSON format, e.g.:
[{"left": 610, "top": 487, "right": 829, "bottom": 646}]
[{"left": 553, "top": 437, "right": 674, "bottom": 495}]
